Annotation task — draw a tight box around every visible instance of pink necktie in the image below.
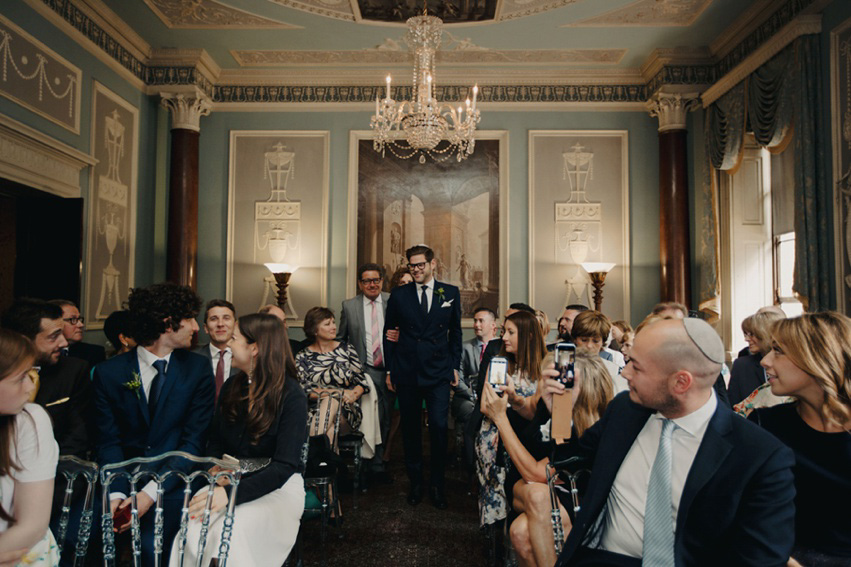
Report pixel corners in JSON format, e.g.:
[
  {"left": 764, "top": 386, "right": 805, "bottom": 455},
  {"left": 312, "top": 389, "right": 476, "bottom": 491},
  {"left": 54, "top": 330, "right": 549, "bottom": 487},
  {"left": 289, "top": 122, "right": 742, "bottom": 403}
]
[{"left": 371, "top": 300, "right": 383, "bottom": 368}]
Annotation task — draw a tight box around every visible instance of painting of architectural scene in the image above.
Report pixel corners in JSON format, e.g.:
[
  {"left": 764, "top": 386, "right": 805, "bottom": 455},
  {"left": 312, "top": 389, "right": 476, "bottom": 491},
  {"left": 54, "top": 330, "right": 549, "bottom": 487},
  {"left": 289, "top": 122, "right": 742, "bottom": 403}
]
[{"left": 356, "top": 138, "right": 500, "bottom": 318}]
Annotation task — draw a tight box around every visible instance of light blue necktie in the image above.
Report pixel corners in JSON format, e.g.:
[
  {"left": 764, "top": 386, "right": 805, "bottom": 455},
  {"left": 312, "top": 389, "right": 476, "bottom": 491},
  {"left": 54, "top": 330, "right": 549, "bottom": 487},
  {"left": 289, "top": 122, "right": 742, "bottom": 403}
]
[{"left": 643, "top": 418, "right": 676, "bottom": 566}]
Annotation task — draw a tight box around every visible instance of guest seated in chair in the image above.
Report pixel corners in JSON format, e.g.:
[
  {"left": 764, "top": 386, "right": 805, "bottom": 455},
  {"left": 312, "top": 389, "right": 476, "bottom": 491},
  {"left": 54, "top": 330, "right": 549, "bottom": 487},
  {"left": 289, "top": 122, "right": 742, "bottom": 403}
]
[
  {"left": 173, "top": 313, "right": 308, "bottom": 567},
  {"left": 295, "top": 307, "right": 374, "bottom": 449},
  {"left": 749, "top": 312, "right": 851, "bottom": 566},
  {"left": 480, "top": 350, "right": 613, "bottom": 567},
  {"left": 0, "top": 329, "right": 60, "bottom": 566}
]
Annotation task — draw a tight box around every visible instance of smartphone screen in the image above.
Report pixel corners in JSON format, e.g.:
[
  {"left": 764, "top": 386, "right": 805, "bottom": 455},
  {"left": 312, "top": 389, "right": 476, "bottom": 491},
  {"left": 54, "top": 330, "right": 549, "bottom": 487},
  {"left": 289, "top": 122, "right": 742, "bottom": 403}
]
[
  {"left": 555, "top": 343, "right": 576, "bottom": 389},
  {"left": 488, "top": 356, "right": 508, "bottom": 389}
]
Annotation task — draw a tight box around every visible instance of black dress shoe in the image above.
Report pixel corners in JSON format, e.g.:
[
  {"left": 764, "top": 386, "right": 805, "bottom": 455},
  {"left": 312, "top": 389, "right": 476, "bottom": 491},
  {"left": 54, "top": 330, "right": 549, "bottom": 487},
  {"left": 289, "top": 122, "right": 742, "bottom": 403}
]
[
  {"left": 430, "top": 486, "right": 448, "bottom": 510},
  {"left": 407, "top": 484, "right": 423, "bottom": 506}
]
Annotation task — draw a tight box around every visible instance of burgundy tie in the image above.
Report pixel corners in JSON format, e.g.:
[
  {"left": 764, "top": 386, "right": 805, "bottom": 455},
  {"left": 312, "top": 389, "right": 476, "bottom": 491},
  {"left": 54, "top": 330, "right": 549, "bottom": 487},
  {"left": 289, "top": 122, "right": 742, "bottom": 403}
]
[
  {"left": 371, "top": 300, "right": 383, "bottom": 368},
  {"left": 215, "top": 349, "right": 225, "bottom": 402},
  {"left": 479, "top": 343, "right": 485, "bottom": 362}
]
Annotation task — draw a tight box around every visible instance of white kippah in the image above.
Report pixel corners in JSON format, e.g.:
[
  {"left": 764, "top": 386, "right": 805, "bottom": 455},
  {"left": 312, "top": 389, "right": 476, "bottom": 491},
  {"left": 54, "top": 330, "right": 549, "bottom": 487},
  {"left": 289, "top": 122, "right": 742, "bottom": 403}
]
[{"left": 682, "top": 318, "right": 725, "bottom": 364}]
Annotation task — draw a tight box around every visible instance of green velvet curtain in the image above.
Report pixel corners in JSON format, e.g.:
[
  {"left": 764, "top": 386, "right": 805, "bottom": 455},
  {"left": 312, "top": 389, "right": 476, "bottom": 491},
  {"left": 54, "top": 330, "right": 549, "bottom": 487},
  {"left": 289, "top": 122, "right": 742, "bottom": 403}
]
[{"left": 700, "top": 35, "right": 831, "bottom": 315}]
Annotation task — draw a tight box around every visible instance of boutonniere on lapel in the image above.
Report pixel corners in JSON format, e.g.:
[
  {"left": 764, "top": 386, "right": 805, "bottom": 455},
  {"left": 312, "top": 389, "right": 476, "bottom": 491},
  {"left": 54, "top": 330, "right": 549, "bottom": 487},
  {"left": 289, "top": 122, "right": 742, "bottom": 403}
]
[
  {"left": 436, "top": 287, "right": 453, "bottom": 307},
  {"left": 122, "top": 372, "right": 143, "bottom": 400}
]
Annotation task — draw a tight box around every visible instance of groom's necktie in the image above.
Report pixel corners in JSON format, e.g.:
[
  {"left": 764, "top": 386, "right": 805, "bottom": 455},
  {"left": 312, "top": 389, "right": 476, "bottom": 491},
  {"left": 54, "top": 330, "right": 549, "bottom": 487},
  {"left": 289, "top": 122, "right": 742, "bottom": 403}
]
[
  {"left": 643, "top": 418, "right": 676, "bottom": 566},
  {"left": 149, "top": 359, "right": 167, "bottom": 416},
  {"left": 420, "top": 284, "right": 429, "bottom": 315}
]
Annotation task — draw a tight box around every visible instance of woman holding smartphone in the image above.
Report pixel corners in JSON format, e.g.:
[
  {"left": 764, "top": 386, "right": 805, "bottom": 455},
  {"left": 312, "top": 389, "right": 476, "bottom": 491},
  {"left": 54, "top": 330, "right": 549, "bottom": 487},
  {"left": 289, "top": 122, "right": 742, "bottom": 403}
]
[
  {"left": 172, "top": 313, "right": 308, "bottom": 567},
  {"left": 749, "top": 312, "right": 851, "bottom": 566},
  {"left": 0, "top": 329, "right": 60, "bottom": 567},
  {"left": 475, "top": 310, "right": 545, "bottom": 528}
]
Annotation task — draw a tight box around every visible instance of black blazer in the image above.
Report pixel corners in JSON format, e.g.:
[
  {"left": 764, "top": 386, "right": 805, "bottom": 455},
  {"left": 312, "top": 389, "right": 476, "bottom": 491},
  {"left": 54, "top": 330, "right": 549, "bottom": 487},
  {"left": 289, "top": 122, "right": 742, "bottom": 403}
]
[
  {"left": 68, "top": 341, "right": 106, "bottom": 368},
  {"left": 207, "top": 375, "right": 308, "bottom": 506},
  {"left": 556, "top": 392, "right": 796, "bottom": 567},
  {"left": 383, "top": 280, "right": 462, "bottom": 387},
  {"left": 35, "top": 356, "right": 93, "bottom": 458}
]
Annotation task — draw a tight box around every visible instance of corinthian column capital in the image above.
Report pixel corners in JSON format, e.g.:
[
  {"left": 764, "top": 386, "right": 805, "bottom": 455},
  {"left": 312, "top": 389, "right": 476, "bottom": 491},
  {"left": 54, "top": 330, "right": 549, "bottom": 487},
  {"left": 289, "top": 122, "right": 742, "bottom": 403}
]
[
  {"left": 646, "top": 91, "right": 700, "bottom": 132},
  {"left": 160, "top": 90, "right": 212, "bottom": 132}
]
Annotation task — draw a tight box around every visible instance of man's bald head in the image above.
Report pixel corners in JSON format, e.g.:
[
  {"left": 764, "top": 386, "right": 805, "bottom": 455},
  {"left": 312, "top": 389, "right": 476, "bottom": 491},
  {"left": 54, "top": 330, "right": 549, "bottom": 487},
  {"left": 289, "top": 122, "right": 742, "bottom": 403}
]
[{"left": 645, "top": 319, "right": 723, "bottom": 388}]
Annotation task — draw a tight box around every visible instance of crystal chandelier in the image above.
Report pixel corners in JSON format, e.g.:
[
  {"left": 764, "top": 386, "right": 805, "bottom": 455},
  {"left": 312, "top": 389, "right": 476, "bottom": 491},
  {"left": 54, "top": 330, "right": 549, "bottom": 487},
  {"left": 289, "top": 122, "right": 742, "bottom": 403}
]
[{"left": 370, "top": 10, "right": 480, "bottom": 163}]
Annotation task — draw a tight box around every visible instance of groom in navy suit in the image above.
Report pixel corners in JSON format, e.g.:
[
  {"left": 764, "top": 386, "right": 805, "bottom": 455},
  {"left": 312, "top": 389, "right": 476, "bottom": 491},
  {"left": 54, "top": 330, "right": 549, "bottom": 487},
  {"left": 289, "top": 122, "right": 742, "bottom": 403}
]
[
  {"left": 93, "top": 282, "right": 215, "bottom": 563},
  {"left": 384, "top": 245, "right": 462, "bottom": 509}
]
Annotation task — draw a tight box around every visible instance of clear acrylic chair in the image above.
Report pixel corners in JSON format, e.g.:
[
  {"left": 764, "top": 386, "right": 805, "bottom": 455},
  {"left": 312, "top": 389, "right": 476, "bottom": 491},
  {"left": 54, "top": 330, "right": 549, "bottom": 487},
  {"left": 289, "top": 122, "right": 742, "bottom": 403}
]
[
  {"left": 99, "top": 450, "right": 242, "bottom": 567},
  {"left": 56, "top": 455, "right": 99, "bottom": 566}
]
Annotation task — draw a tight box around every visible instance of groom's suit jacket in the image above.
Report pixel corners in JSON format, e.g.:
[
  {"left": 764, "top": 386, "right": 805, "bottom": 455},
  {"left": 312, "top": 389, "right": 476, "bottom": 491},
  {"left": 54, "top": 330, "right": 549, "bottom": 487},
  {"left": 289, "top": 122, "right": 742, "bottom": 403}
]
[
  {"left": 556, "top": 392, "right": 796, "bottom": 567},
  {"left": 383, "top": 281, "right": 462, "bottom": 388},
  {"left": 92, "top": 347, "right": 215, "bottom": 494},
  {"left": 337, "top": 291, "right": 390, "bottom": 365}
]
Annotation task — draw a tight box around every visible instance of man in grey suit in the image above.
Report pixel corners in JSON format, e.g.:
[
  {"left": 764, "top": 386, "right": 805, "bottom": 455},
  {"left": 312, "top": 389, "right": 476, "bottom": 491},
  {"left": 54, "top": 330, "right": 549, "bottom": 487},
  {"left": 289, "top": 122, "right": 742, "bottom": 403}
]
[
  {"left": 193, "top": 299, "right": 239, "bottom": 403},
  {"left": 337, "top": 263, "right": 391, "bottom": 477},
  {"left": 456, "top": 307, "right": 498, "bottom": 471}
]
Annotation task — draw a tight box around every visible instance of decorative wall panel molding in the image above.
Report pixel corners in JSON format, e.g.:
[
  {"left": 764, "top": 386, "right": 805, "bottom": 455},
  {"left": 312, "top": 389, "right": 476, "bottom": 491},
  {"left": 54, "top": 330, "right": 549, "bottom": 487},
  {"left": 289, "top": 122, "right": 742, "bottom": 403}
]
[
  {"left": 832, "top": 16, "right": 851, "bottom": 314},
  {"left": 0, "top": 113, "right": 95, "bottom": 198},
  {"left": 142, "top": 0, "right": 300, "bottom": 29},
  {"left": 0, "top": 14, "right": 82, "bottom": 133}
]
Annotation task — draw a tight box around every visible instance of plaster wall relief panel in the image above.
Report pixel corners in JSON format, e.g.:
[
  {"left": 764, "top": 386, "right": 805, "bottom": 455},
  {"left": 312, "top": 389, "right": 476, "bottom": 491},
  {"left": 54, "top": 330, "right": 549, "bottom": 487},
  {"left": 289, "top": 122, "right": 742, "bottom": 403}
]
[
  {"left": 833, "top": 18, "right": 851, "bottom": 313},
  {"left": 143, "top": 0, "right": 299, "bottom": 28},
  {"left": 568, "top": 0, "right": 711, "bottom": 27},
  {"left": 267, "top": 0, "right": 358, "bottom": 21},
  {"left": 529, "top": 131, "right": 629, "bottom": 323},
  {"left": 84, "top": 82, "right": 138, "bottom": 330},
  {"left": 227, "top": 132, "right": 328, "bottom": 326},
  {"left": 0, "top": 15, "right": 81, "bottom": 133}
]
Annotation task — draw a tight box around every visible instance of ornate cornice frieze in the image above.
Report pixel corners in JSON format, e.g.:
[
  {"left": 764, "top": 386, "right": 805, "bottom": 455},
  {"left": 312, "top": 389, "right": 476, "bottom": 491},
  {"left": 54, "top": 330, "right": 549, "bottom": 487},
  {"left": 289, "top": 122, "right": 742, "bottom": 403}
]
[
  {"left": 160, "top": 89, "right": 212, "bottom": 131},
  {"left": 19, "top": 0, "right": 830, "bottom": 109},
  {"left": 646, "top": 91, "right": 701, "bottom": 132},
  {"left": 141, "top": 0, "right": 300, "bottom": 29}
]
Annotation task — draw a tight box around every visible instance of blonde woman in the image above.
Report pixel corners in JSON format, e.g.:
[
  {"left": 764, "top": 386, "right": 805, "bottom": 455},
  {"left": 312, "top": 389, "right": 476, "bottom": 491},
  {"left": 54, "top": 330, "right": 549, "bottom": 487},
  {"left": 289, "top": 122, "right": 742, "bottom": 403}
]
[
  {"left": 749, "top": 312, "right": 851, "bottom": 566},
  {"left": 728, "top": 310, "right": 785, "bottom": 406},
  {"left": 480, "top": 350, "right": 613, "bottom": 567}
]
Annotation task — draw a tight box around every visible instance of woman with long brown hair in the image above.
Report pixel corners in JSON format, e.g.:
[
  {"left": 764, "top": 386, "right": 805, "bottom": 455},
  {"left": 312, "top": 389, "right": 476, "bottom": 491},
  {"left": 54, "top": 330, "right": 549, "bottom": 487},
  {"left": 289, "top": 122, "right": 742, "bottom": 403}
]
[
  {"left": 749, "top": 312, "right": 851, "bottom": 566},
  {"left": 172, "top": 313, "right": 307, "bottom": 567},
  {"left": 0, "top": 328, "right": 60, "bottom": 566},
  {"left": 475, "top": 310, "right": 545, "bottom": 528}
]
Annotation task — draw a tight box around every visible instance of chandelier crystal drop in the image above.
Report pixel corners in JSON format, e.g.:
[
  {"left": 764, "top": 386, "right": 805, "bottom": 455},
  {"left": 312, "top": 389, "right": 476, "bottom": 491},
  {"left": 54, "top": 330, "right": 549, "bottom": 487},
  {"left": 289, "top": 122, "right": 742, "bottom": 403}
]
[{"left": 370, "top": 12, "right": 480, "bottom": 163}]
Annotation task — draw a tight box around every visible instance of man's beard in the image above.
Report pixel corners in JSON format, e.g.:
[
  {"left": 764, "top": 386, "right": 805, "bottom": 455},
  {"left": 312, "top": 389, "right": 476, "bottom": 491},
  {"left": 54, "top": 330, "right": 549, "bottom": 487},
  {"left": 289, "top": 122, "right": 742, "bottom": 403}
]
[{"left": 557, "top": 330, "right": 572, "bottom": 342}]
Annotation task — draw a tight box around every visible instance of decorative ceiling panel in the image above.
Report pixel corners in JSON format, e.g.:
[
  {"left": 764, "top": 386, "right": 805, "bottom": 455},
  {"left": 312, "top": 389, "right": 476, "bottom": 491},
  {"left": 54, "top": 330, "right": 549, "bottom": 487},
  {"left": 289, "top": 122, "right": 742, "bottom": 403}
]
[
  {"left": 568, "top": 0, "right": 712, "bottom": 27},
  {"left": 497, "top": 0, "right": 580, "bottom": 22},
  {"left": 143, "top": 0, "right": 300, "bottom": 28},
  {"left": 267, "top": 0, "right": 358, "bottom": 22}
]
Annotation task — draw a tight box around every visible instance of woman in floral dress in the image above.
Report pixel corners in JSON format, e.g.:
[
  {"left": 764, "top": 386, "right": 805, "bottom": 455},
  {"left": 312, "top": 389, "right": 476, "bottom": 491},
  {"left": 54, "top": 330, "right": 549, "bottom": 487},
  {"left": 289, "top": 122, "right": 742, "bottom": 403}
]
[
  {"left": 295, "top": 307, "right": 372, "bottom": 441},
  {"left": 476, "top": 310, "right": 546, "bottom": 527}
]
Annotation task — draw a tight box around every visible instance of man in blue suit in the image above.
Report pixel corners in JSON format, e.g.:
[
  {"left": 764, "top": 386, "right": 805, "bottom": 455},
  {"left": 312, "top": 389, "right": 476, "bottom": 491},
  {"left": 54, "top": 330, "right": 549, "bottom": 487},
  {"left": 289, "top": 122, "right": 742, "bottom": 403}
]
[
  {"left": 93, "top": 282, "right": 215, "bottom": 563},
  {"left": 384, "top": 245, "right": 462, "bottom": 509},
  {"left": 551, "top": 317, "right": 795, "bottom": 566}
]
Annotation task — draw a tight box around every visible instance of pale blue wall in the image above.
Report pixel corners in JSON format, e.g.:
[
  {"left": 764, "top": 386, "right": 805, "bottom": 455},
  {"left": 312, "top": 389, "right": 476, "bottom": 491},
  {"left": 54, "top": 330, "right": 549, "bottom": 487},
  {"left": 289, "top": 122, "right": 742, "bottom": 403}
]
[{"left": 197, "top": 109, "right": 661, "bottom": 336}]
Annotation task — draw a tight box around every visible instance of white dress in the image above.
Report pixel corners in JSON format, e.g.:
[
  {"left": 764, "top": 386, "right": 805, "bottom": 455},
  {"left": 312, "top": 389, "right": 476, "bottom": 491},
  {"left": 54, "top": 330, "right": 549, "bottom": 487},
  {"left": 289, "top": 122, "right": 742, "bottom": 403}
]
[
  {"left": 168, "top": 474, "right": 304, "bottom": 567},
  {"left": 0, "top": 404, "right": 60, "bottom": 566}
]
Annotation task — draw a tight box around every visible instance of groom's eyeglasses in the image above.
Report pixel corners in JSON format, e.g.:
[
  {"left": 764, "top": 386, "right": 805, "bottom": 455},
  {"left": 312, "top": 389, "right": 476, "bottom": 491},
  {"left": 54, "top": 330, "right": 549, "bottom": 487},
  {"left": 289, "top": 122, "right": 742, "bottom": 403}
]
[{"left": 407, "top": 262, "right": 427, "bottom": 271}]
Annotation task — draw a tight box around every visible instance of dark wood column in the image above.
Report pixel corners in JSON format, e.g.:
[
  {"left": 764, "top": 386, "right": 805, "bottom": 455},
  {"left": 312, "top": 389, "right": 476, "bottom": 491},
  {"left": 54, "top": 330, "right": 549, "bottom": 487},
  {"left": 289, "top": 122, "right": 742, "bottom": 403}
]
[
  {"left": 659, "top": 129, "right": 691, "bottom": 305},
  {"left": 160, "top": 92, "right": 211, "bottom": 290},
  {"left": 648, "top": 92, "right": 698, "bottom": 308}
]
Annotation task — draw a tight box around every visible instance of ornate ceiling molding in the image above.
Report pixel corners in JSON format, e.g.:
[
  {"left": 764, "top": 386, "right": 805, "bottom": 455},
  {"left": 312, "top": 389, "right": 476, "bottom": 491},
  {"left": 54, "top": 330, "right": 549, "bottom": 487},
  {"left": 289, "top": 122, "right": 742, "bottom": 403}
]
[
  {"left": 566, "top": 0, "right": 711, "bottom": 28},
  {"left": 142, "top": 0, "right": 301, "bottom": 29},
  {"left": 496, "top": 0, "right": 580, "bottom": 22},
  {"left": 231, "top": 48, "right": 626, "bottom": 67},
  {"left": 267, "top": 0, "right": 357, "bottom": 22}
]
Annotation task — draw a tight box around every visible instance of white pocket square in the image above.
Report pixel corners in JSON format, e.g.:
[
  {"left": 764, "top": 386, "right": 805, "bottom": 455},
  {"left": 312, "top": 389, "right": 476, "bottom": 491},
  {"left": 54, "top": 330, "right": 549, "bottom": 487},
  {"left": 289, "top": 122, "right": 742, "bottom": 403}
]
[{"left": 441, "top": 299, "right": 454, "bottom": 307}]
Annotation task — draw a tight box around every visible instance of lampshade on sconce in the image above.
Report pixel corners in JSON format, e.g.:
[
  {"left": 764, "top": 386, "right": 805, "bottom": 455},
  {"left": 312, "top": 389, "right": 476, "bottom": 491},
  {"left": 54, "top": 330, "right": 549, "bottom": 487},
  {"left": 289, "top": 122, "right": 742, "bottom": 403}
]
[
  {"left": 264, "top": 263, "right": 299, "bottom": 312},
  {"left": 581, "top": 262, "right": 615, "bottom": 312}
]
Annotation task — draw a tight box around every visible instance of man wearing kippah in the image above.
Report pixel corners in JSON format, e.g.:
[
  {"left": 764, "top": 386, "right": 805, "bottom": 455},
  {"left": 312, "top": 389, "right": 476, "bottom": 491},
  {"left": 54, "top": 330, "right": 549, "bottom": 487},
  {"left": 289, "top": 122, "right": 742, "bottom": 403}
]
[{"left": 552, "top": 318, "right": 795, "bottom": 566}]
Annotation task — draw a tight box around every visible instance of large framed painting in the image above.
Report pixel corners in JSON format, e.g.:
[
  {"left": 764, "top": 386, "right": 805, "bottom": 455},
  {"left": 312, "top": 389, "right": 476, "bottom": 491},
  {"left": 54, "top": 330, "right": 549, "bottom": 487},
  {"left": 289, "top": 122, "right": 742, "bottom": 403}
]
[
  {"left": 529, "top": 130, "right": 630, "bottom": 323},
  {"left": 832, "top": 17, "right": 851, "bottom": 314},
  {"left": 83, "top": 81, "right": 138, "bottom": 330},
  {"left": 348, "top": 131, "right": 508, "bottom": 324},
  {"left": 227, "top": 131, "right": 329, "bottom": 326}
]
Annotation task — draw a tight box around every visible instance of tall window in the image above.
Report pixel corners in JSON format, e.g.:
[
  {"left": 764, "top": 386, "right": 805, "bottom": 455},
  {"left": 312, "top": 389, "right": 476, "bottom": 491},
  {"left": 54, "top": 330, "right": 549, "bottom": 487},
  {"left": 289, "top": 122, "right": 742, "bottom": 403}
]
[{"left": 773, "top": 231, "right": 804, "bottom": 316}]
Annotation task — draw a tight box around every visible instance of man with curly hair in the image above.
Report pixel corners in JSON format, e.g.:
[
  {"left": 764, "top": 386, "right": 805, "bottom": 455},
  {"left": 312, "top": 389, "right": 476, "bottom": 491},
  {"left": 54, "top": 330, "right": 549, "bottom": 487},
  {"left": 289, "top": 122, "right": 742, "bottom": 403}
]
[{"left": 92, "top": 282, "right": 215, "bottom": 563}]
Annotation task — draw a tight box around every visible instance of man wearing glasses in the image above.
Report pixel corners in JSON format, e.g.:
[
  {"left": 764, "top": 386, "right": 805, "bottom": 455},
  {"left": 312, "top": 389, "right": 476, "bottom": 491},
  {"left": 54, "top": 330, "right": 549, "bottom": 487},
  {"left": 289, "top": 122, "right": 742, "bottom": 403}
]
[
  {"left": 50, "top": 299, "right": 106, "bottom": 367},
  {"left": 337, "top": 263, "right": 392, "bottom": 482},
  {"left": 384, "top": 245, "right": 462, "bottom": 510}
]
